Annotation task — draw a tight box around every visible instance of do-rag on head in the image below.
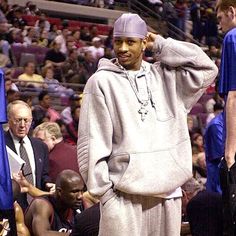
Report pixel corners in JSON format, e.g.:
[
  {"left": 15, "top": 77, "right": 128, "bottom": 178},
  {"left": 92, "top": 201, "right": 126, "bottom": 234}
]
[{"left": 113, "top": 13, "right": 147, "bottom": 39}]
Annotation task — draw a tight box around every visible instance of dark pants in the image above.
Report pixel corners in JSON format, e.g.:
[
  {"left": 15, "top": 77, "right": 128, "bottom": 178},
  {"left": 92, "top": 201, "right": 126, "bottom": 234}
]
[
  {"left": 220, "top": 158, "right": 236, "bottom": 236},
  {"left": 186, "top": 190, "right": 223, "bottom": 236}
]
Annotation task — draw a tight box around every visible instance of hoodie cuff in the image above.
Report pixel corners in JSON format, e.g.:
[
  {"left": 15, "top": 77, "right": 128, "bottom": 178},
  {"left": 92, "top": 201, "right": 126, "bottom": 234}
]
[{"left": 153, "top": 35, "right": 166, "bottom": 54}]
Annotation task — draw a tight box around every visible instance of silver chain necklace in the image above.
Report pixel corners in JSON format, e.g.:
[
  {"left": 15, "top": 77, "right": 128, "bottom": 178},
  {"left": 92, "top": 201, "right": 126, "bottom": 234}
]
[{"left": 115, "top": 60, "right": 155, "bottom": 121}]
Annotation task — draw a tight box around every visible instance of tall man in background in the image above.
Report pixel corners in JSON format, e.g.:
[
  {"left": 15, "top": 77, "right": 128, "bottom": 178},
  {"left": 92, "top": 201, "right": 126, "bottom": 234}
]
[
  {"left": 216, "top": 1, "right": 236, "bottom": 234},
  {"left": 77, "top": 13, "right": 217, "bottom": 236}
]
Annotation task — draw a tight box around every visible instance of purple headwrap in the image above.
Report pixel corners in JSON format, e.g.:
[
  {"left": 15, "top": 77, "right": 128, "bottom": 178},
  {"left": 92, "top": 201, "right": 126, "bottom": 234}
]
[{"left": 113, "top": 13, "right": 147, "bottom": 39}]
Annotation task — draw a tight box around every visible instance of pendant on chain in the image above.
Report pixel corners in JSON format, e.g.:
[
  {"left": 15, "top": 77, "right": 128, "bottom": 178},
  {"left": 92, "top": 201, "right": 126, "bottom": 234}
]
[{"left": 138, "top": 105, "right": 148, "bottom": 121}]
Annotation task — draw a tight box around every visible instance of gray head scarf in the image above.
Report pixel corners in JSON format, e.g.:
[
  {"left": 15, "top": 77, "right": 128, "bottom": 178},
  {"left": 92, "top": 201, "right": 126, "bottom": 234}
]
[{"left": 113, "top": 13, "right": 147, "bottom": 39}]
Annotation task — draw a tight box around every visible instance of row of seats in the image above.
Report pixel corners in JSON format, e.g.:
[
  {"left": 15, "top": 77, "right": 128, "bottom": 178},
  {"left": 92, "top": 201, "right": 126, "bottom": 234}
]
[
  {"left": 22, "top": 15, "right": 112, "bottom": 35},
  {"left": 11, "top": 44, "right": 49, "bottom": 67}
]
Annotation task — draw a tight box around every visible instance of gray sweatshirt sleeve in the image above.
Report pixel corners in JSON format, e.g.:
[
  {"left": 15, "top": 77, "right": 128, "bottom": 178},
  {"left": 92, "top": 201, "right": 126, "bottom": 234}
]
[
  {"left": 153, "top": 35, "right": 218, "bottom": 111},
  {"left": 77, "top": 78, "right": 114, "bottom": 201}
]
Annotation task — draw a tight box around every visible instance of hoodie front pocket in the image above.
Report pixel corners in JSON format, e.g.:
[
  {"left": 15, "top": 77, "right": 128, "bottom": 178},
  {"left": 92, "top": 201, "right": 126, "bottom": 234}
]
[{"left": 114, "top": 144, "right": 192, "bottom": 196}]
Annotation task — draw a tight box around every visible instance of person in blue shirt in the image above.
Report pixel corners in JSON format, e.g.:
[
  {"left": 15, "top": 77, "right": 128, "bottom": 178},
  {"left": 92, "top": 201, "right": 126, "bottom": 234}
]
[
  {"left": 217, "top": 0, "right": 236, "bottom": 169},
  {"left": 216, "top": 0, "right": 236, "bottom": 234},
  {"left": 204, "top": 111, "right": 224, "bottom": 193}
]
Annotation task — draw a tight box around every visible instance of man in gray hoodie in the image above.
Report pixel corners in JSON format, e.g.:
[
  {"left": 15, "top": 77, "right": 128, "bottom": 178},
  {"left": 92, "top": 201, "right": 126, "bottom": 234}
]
[{"left": 77, "top": 13, "right": 218, "bottom": 236}]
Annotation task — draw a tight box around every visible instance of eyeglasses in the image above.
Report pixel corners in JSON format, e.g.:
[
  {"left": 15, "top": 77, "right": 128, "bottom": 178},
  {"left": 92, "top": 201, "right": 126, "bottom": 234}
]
[{"left": 11, "top": 118, "right": 32, "bottom": 125}]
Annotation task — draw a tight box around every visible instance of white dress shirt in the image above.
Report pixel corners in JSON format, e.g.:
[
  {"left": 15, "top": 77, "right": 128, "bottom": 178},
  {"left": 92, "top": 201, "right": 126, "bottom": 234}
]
[{"left": 9, "top": 131, "right": 36, "bottom": 186}]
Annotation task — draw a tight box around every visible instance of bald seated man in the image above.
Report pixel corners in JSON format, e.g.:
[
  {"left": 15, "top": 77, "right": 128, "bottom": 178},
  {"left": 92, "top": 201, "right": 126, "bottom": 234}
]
[
  {"left": 25, "top": 170, "right": 85, "bottom": 235},
  {"left": 33, "top": 122, "right": 80, "bottom": 183}
]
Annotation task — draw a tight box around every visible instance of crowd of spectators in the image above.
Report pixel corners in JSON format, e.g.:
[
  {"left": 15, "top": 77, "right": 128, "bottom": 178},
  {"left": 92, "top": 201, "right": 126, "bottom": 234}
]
[
  {"left": 145, "top": 0, "right": 219, "bottom": 46},
  {"left": 0, "top": 0, "right": 227, "bottom": 235}
]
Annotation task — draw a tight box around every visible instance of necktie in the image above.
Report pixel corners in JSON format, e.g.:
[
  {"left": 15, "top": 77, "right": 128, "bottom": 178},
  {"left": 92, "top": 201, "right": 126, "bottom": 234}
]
[{"left": 19, "top": 139, "right": 34, "bottom": 185}]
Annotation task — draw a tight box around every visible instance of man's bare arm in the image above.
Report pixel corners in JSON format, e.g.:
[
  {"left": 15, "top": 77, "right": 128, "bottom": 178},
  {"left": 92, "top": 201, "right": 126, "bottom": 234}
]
[
  {"left": 13, "top": 172, "right": 53, "bottom": 197},
  {"left": 28, "top": 199, "right": 69, "bottom": 236},
  {"left": 225, "top": 91, "right": 236, "bottom": 168}
]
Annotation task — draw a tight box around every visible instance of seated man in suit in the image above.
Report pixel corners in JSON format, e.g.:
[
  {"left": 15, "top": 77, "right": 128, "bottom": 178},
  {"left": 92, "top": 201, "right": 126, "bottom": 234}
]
[
  {"left": 5, "top": 100, "right": 54, "bottom": 210},
  {"left": 25, "top": 169, "right": 84, "bottom": 235}
]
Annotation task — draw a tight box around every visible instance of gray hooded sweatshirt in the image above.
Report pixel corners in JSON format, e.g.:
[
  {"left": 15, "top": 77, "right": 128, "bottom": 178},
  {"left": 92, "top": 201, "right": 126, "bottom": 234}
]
[{"left": 77, "top": 35, "right": 218, "bottom": 204}]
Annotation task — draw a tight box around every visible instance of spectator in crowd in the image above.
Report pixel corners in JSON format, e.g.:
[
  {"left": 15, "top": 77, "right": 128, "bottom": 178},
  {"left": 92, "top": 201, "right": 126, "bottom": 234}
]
[
  {"left": 216, "top": 1, "right": 236, "bottom": 234},
  {"left": 192, "top": 141, "right": 207, "bottom": 185},
  {"left": 65, "top": 105, "right": 80, "bottom": 145},
  {"left": 0, "top": 47, "right": 11, "bottom": 67},
  {"left": 207, "top": 43, "right": 221, "bottom": 60},
  {"left": 103, "top": 46, "right": 113, "bottom": 59},
  {"left": 89, "top": 25, "right": 98, "bottom": 40},
  {"left": 35, "top": 12, "right": 50, "bottom": 32},
  {"left": 9, "top": 6, "right": 26, "bottom": 30},
  {"left": 62, "top": 48, "right": 86, "bottom": 84},
  {"left": 80, "top": 25, "right": 91, "bottom": 42},
  {"left": 4, "top": 3, "right": 16, "bottom": 20},
  {"left": 0, "top": 8, "right": 10, "bottom": 34},
  {"left": 33, "top": 90, "right": 61, "bottom": 127},
  {"left": 204, "top": 111, "right": 224, "bottom": 193},
  {"left": 48, "top": 23, "right": 58, "bottom": 43},
  {"left": 23, "top": 26, "right": 37, "bottom": 46},
  {"left": 72, "top": 29, "right": 86, "bottom": 49},
  {"left": 18, "top": 61, "right": 46, "bottom": 90},
  {"left": 25, "top": 1, "right": 40, "bottom": 16},
  {"left": 5, "top": 100, "right": 53, "bottom": 210},
  {"left": 77, "top": 13, "right": 217, "bottom": 236},
  {"left": 42, "top": 65, "right": 73, "bottom": 95},
  {"left": 37, "top": 29, "right": 49, "bottom": 47},
  {"left": 104, "top": 28, "right": 113, "bottom": 49},
  {"left": 0, "top": 0, "right": 10, "bottom": 14},
  {"left": 19, "top": 93, "right": 33, "bottom": 108},
  {"left": 190, "top": 0, "right": 203, "bottom": 42},
  {"left": 88, "top": 36, "right": 104, "bottom": 62},
  {"left": 61, "top": 93, "right": 82, "bottom": 125},
  {"left": 205, "top": 92, "right": 225, "bottom": 115},
  {"left": 6, "top": 89, "right": 20, "bottom": 103},
  {"left": 161, "top": 0, "right": 178, "bottom": 38},
  {"left": 191, "top": 132, "right": 204, "bottom": 153},
  {"left": 24, "top": 170, "right": 84, "bottom": 235},
  {"left": 5, "top": 75, "right": 18, "bottom": 93},
  {"left": 0, "top": 12, "right": 11, "bottom": 57},
  {"left": 66, "top": 37, "right": 76, "bottom": 53},
  {"left": 187, "top": 114, "right": 195, "bottom": 136},
  {"left": 33, "top": 122, "right": 80, "bottom": 183},
  {"left": 7, "top": 27, "right": 24, "bottom": 44},
  {"left": 204, "top": 8, "right": 218, "bottom": 47},
  {"left": 44, "top": 40, "right": 66, "bottom": 82},
  {"left": 206, "top": 102, "right": 224, "bottom": 124},
  {"left": 45, "top": 40, "right": 66, "bottom": 66},
  {"left": 54, "top": 27, "right": 69, "bottom": 55},
  {"left": 80, "top": 50, "right": 97, "bottom": 82},
  {"left": 174, "top": 0, "right": 187, "bottom": 36}
]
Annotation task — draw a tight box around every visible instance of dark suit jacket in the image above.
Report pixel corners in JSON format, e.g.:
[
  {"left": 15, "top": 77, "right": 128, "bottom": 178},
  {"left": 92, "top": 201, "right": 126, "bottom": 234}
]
[
  {"left": 5, "top": 131, "right": 50, "bottom": 210},
  {"left": 5, "top": 131, "right": 50, "bottom": 189}
]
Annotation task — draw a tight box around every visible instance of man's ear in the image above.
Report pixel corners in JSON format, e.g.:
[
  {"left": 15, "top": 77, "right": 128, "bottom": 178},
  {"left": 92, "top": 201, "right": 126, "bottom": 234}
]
[
  {"left": 142, "top": 38, "right": 148, "bottom": 52},
  {"left": 56, "top": 186, "right": 62, "bottom": 196},
  {"left": 228, "top": 6, "right": 236, "bottom": 20}
]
